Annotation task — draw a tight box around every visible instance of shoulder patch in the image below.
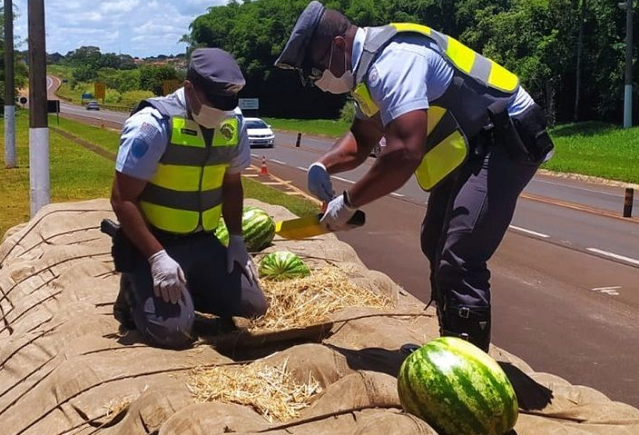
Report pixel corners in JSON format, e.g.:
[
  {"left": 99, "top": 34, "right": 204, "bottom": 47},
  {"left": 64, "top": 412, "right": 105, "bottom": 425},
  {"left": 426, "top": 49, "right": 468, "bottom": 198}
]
[
  {"left": 139, "top": 122, "right": 161, "bottom": 142},
  {"left": 220, "top": 121, "right": 236, "bottom": 140},
  {"left": 131, "top": 138, "right": 150, "bottom": 159}
]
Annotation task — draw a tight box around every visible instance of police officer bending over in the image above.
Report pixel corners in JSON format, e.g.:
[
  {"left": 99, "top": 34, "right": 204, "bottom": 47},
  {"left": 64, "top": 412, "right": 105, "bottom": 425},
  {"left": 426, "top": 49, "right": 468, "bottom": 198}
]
[
  {"left": 110, "top": 48, "right": 268, "bottom": 349},
  {"left": 275, "top": 2, "right": 554, "bottom": 352}
]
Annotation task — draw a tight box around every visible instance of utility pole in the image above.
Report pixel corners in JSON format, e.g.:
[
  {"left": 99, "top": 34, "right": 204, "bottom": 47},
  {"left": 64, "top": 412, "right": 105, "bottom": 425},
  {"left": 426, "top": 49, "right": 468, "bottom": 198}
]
[
  {"left": 4, "top": 0, "right": 16, "bottom": 168},
  {"left": 574, "top": 0, "right": 587, "bottom": 122},
  {"left": 28, "top": 0, "right": 49, "bottom": 215},
  {"left": 623, "top": 0, "right": 633, "bottom": 128}
]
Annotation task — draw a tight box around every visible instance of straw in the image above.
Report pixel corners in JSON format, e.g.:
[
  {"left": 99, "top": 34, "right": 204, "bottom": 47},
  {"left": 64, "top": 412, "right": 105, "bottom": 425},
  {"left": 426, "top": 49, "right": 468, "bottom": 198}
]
[
  {"left": 187, "top": 359, "right": 322, "bottom": 422},
  {"left": 248, "top": 266, "right": 393, "bottom": 333},
  {"left": 103, "top": 395, "right": 135, "bottom": 418}
]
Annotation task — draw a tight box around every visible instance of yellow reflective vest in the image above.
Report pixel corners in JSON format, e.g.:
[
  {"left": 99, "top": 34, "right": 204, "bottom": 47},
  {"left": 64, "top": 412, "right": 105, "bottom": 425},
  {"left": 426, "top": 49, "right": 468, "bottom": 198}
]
[
  {"left": 135, "top": 95, "right": 240, "bottom": 234},
  {"left": 351, "top": 23, "right": 520, "bottom": 191}
]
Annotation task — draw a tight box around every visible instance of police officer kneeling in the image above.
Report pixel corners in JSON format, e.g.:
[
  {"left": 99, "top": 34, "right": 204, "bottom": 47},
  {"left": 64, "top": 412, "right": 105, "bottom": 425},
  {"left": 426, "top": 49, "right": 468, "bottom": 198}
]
[{"left": 109, "top": 48, "right": 268, "bottom": 349}]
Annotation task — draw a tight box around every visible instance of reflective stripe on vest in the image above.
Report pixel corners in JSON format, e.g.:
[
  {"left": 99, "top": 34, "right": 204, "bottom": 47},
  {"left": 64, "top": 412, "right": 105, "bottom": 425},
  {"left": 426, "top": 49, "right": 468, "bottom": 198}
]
[
  {"left": 140, "top": 116, "right": 239, "bottom": 234},
  {"left": 389, "top": 23, "right": 519, "bottom": 93},
  {"left": 414, "top": 108, "right": 468, "bottom": 191},
  {"left": 351, "top": 23, "right": 519, "bottom": 191}
]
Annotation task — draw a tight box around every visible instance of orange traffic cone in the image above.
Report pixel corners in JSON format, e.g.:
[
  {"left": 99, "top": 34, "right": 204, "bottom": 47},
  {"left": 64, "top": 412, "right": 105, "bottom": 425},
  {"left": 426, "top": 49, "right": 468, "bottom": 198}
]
[{"left": 260, "top": 156, "right": 268, "bottom": 175}]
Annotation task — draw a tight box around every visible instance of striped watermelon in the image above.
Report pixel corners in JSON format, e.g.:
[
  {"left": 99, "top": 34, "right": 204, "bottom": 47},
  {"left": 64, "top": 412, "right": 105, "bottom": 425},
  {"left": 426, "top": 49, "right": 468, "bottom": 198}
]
[
  {"left": 215, "top": 206, "right": 275, "bottom": 252},
  {"left": 258, "top": 251, "right": 310, "bottom": 280},
  {"left": 397, "top": 337, "right": 518, "bottom": 435}
]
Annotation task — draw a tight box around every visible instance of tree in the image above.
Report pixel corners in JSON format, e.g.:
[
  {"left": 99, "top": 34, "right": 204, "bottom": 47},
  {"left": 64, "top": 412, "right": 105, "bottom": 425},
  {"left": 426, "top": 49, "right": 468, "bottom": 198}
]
[
  {"left": 64, "top": 46, "right": 102, "bottom": 67},
  {"left": 182, "top": 0, "right": 637, "bottom": 122},
  {"left": 72, "top": 64, "right": 98, "bottom": 83},
  {"left": 139, "top": 65, "right": 180, "bottom": 96}
]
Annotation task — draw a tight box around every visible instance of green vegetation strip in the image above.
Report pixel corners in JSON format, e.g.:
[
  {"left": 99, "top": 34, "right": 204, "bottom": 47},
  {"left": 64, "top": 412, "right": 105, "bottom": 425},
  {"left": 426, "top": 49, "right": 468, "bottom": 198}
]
[
  {"left": 0, "top": 112, "right": 317, "bottom": 240},
  {"left": 544, "top": 122, "right": 639, "bottom": 184},
  {"left": 263, "top": 118, "right": 350, "bottom": 139}
]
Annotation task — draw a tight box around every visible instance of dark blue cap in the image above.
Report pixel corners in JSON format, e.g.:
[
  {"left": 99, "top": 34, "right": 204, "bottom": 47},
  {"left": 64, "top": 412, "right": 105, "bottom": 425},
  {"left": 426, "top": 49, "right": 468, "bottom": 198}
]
[
  {"left": 274, "top": 1, "right": 325, "bottom": 75},
  {"left": 187, "top": 48, "right": 246, "bottom": 110}
]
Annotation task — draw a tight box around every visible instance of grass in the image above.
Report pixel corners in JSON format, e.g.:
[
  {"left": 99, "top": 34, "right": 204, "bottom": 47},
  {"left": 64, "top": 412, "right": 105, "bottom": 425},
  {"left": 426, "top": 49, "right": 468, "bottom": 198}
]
[
  {"left": 50, "top": 115, "right": 121, "bottom": 153},
  {"left": 47, "top": 65, "right": 90, "bottom": 103},
  {"left": 547, "top": 122, "right": 639, "bottom": 184},
  {"left": 0, "top": 111, "right": 318, "bottom": 240},
  {"left": 263, "top": 117, "right": 350, "bottom": 138},
  {"left": 0, "top": 111, "right": 114, "bottom": 238},
  {"left": 47, "top": 65, "right": 74, "bottom": 79}
]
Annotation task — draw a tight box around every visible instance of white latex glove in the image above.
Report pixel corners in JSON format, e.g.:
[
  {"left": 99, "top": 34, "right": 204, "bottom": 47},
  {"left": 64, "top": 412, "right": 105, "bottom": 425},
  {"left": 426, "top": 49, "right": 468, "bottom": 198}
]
[
  {"left": 307, "top": 162, "right": 334, "bottom": 202},
  {"left": 227, "top": 235, "right": 258, "bottom": 285},
  {"left": 148, "top": 250, "right": 187, "bottom": 305},
  {"left": 320, "top": 192, "right": 358, "bottom": 232}
]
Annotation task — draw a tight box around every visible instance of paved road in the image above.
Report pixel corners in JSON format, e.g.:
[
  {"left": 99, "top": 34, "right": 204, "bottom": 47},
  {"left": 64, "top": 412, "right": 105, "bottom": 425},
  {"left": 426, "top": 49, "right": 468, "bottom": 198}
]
[{"left": 48, "top": 76, "right": 639, "bottom": 407}]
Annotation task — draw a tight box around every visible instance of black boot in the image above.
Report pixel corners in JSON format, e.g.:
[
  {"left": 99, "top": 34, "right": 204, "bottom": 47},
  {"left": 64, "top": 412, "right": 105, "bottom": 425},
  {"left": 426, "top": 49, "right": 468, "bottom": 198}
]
[
  {"left": 114, "top": 274, "right": 137, "bottom": 330},
  {"left": 440, "top": 306, "right": 491, "bottom": 352}
]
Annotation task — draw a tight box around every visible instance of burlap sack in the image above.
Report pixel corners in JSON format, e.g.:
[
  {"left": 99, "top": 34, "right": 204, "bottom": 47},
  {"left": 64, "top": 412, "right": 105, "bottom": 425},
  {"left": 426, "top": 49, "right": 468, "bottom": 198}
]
[{"left": 1, "top": 199, "right": 638, "bottom": 435}]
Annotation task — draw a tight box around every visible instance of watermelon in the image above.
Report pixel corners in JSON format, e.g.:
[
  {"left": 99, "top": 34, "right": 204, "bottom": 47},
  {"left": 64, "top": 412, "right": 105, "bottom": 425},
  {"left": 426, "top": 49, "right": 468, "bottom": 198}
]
[
  {"left": 214, "top": 221, "right": 230, "bottom": 246},
  {"left": 397, "top": 337, "right": 518, "bottom": 435},
  {"left": 258, "top": 251, "right": 310, "bottom": 281},
  {"left": 215, "top": 206, "right": 275, "bottom": 252}
]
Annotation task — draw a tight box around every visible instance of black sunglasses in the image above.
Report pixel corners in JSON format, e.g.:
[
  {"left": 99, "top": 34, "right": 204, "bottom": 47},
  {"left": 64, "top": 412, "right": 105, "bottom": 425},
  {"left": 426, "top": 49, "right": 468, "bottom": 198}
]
[{"left": 296, "top": 67, "right": 324, "bottom": 87}]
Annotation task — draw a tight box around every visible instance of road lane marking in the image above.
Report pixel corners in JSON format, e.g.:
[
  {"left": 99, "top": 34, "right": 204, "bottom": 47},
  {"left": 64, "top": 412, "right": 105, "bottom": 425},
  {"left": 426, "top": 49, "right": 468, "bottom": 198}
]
[
  {"left": 333, "top": 176, "right": 355, "bottom": 184},
  {"left": 586, "top": 248, "right": 639, "bottom": 266},
  {"left": 270, "top": 159, "right": 285, "bottom": 165},
  {"left": 509, "top": 225, "right": 550, "bottom": 238},
  {"left": 296, "top": 166, "right": 308, "bottom": 171},
  {"left": 391, "top": 193, "right": 405, "bottom": 198}
]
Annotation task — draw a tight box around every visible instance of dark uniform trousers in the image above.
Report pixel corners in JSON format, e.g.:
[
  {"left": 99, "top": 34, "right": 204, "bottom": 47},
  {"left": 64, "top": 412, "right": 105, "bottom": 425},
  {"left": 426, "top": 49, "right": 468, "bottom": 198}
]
[
  {"left": 121, "top": 232, "right": 268, "bottom": 349},
  {"left": 420, "top": 144, "right": 541, "bottom": 350}
]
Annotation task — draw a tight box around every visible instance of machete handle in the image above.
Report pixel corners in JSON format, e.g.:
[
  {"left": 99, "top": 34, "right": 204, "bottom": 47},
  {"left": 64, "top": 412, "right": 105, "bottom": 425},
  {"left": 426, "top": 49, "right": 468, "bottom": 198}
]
[
  {"left": 100, "top": 219, "right": 120, "bottom": 238},
  {"left": 316, "top": 210, "right": 366, "bottom": 228}
]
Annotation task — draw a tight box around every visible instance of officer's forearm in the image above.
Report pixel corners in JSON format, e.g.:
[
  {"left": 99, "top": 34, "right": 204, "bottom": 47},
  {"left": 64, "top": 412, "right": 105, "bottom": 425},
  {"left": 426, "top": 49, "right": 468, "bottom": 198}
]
[
  {"left": 347, "top": 109, "right": 427, "bottom": 207},
  {"left": 222, "top": 173, "right": 244, "bottom": 235},
  {"left": 319, "top": 131, "right": 369, "bottom": 174},
  {"left": 347, "top": 146, "right": 421, "bottom": 207},
  {"left": 112, "top": 200, "right": 163, "bottom": 259}
]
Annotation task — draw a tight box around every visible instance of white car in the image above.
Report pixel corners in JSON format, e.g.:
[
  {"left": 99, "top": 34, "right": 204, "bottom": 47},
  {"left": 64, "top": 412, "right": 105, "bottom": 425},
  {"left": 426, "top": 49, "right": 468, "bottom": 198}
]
[{"left": 245, "top": 117, "right": 275, "bottom": 148}]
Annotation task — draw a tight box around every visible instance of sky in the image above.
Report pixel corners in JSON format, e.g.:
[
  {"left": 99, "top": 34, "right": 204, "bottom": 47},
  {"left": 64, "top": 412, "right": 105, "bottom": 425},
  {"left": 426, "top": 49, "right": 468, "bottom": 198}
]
[{"left": 13, "top": 0, "right": 228, "bottom": 58}]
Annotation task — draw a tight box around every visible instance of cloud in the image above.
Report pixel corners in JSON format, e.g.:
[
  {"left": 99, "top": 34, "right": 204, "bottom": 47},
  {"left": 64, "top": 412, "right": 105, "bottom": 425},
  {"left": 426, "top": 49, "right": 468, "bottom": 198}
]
[{"left": 12, "top": 0, "right": 228, "bottom": 58}]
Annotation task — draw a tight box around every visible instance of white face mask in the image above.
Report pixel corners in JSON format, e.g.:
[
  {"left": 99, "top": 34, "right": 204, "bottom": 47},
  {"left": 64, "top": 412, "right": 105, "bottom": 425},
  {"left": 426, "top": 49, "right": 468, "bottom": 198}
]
[
  {"left": 189, "top": 87, "right": 227, "bottom": 128},
  {"left": 314, "top": 44, "right": 354, "bottom": 95},
  {"left": 193, "top": 103, "right": 226, "bottom": 129}
]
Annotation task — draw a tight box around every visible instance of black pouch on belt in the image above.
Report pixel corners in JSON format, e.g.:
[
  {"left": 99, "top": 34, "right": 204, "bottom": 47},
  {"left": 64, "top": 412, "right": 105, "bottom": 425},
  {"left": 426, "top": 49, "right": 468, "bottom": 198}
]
[
  {"left": 100, "top": 219, "right": 137, "bottom": 273},
  {"left": 487, "top": 100, "right": 531, "bottom": 162},
  {"left": 488, "top": 101, "right": 554, "bottom": 163},
  {"left": 511, "top": 103, "right": 555, "bottom": 162}
]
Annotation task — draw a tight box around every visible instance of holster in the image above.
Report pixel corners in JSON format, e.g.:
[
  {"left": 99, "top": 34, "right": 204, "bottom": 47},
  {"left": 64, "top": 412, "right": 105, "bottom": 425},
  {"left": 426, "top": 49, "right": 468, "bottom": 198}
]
[
  {"left": 487, "top": 101, "right": 554, "bottom": 163},
  {"left": 100, "top": 219, "right": 137, "bottom": 273}
]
